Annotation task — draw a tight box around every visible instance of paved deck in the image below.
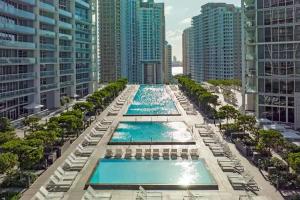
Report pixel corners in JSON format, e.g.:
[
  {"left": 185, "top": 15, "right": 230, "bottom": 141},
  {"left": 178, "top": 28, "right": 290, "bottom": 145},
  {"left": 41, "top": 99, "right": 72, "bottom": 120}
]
[{"left": 21, "top": 85, "right": 282, "bottom": 200}]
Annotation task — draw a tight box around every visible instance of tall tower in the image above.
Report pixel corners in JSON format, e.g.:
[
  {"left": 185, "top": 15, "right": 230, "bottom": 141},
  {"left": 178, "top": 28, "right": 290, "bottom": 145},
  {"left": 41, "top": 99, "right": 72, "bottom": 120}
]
[
  {"left": 137, "top": 0, "right": 165, "bottom": 84},
  {"left": 182, "top": 27, "right": 193, "bottom": 77},
  {"left": 242, "top": 0, "right": 300, "bottom": 129},
  {"left": 98, "top": 0, "right": 121, "bottom": 83},
  {"left": 0, "top": 0, "right": 97, "bottom": 121},
  {"left": 164, "top": 41, "right": 172, "bottom": 83},
  {"left": 191, "top": 3, "right": 242, "bottom": 82}
]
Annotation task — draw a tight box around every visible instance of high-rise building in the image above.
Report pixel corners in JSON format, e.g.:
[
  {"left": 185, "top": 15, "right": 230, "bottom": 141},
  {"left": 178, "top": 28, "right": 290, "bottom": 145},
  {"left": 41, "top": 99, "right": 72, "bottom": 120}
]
[
  {"left": 182, "top": 27, "right": 193, "bottom": 76},
  {"left": 138, "top": 0, "right": 165, "bottom": 84},
  {"left": 242, "top": 0, "right": 300, "bottom": 129},
  {"left": 191, "top": 3, "right": 242, "bottom": 82},
  {"left": 164, "top": 42, "right": 172, "bottom": 83},
  {"left": 0, "top": 0, "right": 97, "bottom": 120},
  {"left": 98, "top": 0, "right": 121, "bottom": 83}
]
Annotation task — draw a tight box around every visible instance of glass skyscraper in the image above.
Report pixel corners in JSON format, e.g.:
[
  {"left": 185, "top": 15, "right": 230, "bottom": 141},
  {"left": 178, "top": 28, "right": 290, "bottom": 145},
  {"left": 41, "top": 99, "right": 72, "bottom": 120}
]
[{"left": 242, "top": 0, "right": 300, "bottom": 129}]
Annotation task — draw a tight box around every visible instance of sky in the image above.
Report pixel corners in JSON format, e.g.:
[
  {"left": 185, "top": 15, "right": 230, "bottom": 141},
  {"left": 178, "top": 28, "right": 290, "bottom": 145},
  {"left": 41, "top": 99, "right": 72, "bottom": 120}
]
[{"left": 156, "top": 0, "right": 241, "bottom": 61}]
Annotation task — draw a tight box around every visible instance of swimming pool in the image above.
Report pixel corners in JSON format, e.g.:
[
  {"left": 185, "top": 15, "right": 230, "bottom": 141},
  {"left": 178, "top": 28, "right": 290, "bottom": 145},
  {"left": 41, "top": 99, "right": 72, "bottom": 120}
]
[
  {"left": 88, "top": 159, "right": 218, "bottom": 190},
  {"left": 125, "top": 85, "right": 179, "bottom": 116},
  {"left": 109, "top": 121, "right": 194, "bottom": 145}
]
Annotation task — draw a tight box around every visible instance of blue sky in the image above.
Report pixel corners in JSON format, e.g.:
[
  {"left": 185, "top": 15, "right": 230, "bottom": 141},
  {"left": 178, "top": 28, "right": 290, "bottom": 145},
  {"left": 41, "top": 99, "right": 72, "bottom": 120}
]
[{"left": 156, "top": 0, "right": 241, "bottom": 61}]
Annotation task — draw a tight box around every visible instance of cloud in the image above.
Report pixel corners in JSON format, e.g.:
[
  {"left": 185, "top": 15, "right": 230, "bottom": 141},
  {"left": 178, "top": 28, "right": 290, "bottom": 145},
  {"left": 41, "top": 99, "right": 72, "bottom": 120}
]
[
  {"left": 165, "top": 5, "right": 173, "bottom": 16},
  {"left": 180, "top": 17, "right": 191, "bottom": 25},
  {"left": 166, "top": 30, "right": 181, "bottom": 42}
]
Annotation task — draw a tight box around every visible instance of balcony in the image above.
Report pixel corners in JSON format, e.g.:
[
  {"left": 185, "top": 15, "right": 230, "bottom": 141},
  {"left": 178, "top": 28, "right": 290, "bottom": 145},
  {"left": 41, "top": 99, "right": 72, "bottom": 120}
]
[
  {"left": 20, "top": 0, "right": 35, "bottom": 6},
  {"left": 59, "top": 58, "right": 73, "bottom": 63},
  {"left": 0, "top": 2, "right": 35, "bottom": 20},
  {"left": 75, "top": 0, "right": 90, "bottom": 8},
  {"left": 0, "top": 87, "right": 36, "bottom": 101},
  {"left": 76, "top": 78, "right": 90, "bottom": 83},
  {"left": 76, "top": 68, "right": 90, "bottom": 74},
  {"left": 0, "top": 73, "right": 36, "bottom": 82},
  {"left": 60, "top": 81, "right": 73, "bottom": 87},
  {"left": 76, "top": 58, "right": 91, "bottom": 62},
  {"left": 76, "top": 37, "right": 90, "bottom": 42},
  {"left": 40, "top": 30, "right": 56, "bottom": 38},
  {"left": 40, "top": 57, "right": 57, "bottom": 63},
  {"left": 0, "top": 39, "right": 35, "bottom": 49},
  {"left": 75, "top": 15, "right": 90, "bottom": 23},
  {"left": 59, "top": 9, "right": 72, "bottom": 18},
  {"left": 60, "top": 69, "right": 74, "bottom": 75},
  {"left": 40, "top": 16, "right": 55, "bottom": 25},
  {"left": 59, "top": 33, "right": 72, "bottom": 40},
  {"left": 40, "top": 83, "right": 58, "bottom": 91},
  {"left": 59, "top": 21, "right": 72, "bottom": 30},
  {"left": 60, "top": 46, "right": 73, "bottom": 51},
  {"left": 40, "top": 70, "right": 56, "bottom": 77},
  {"left": 0, "top": 57, "right": 35, "bottom": 65},
  {"left": 39, "top": 2, "right": 55, "bottom": 12},
  {"left": 0, "top": 23, "right": 35, "bottom": 35},
  {"left": 40, "top": 44, "right": 56, "bottom": 50},
  {"left": 76, "top": 48, "right": 90, "bottom": 52}
]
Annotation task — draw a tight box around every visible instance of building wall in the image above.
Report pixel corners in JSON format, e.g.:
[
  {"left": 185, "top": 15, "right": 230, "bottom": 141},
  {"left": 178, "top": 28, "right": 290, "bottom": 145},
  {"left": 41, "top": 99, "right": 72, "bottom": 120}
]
[
  {"left": 98, "top": 0, "right": 121, "bottom": 83},
  {"left": 191, "top": 3, "right": 242, "bottom": 83},
  {"left": 164, "top": 42, "right": 172, "bottom": 83},
  {"left": 243, "top": 0, "right": 300, "bottom": 129},
  {"left": 0, "top": 0, "right": 97, "bottom": 120},
  {"left": 182, "top": 27, "right": 193, "bottom": 76}
]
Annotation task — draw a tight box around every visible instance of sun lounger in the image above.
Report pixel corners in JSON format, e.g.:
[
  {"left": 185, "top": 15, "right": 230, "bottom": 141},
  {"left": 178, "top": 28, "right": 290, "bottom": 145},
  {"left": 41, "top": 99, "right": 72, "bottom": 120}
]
[
  {"left": 82, "top": 186, "right": 112, "bottom": 200},
  {"left": 135, "top": 149, "right": 143, "bottom": 159},
  {"left": 107, "top": 110, "right": 118, "bottom": 116},
  {"left": 64, "top": 159, "right": 85, "bottom": 171},
  {"left": 48, "top": 175, "right": 73, "bottom": 191},
  {"left": 105, "top": 149, "right": 113, "bottom": 158},
  {"left": 181, "top": 149, "right": 189, "bottom": 159},
  {"left": 211, "top": 149, "right": 225, "bottom": 156},
  {"left": 136, "top": 186, "right": 162, "bottom": 200},
  {"left": 115, "top": 149, "right": 123, "bottom": 158},
  {"left": 153, "top": 149, "right": 160, "bottom": 159},
  {"left": 37, "top": 186, "right": 64, "bottom": 200},
  {"left": 84, "top": 135, "right": 100, "bottom": 145},
  {"left": 190, "top": 149, "right": 199, "bottom": 159},
  {"left": 91, "top": 129, "right": 106, "bottom": 137},
  {"left": 125, "top": 149, "right": 132, "bottom": 159},
  {"left": 75, "top": 146, "right": 93, "bottom": 157},
  {"left": 171, "top": 149, "right": 178, "bottom": 159},
  {"left": 57, "top": 167, "right": 78, "bottom": 179},
  {"left": 163, "top": 149, "right": 170, "bottom": 159},
  {"left": 183, "top": 190, "right": 205, "bottom": 200},
  {"left": 145, "top": 149, "right": 152, "bottom": 159},
  {"left": 100, "top": 119, "right": 113, "bottom": 125},
  {"left": 68, "top": 154, "right": 88, "bottom": 163},
  {"left": 95, "top": 125, "right": 108, "bottom": 132}
]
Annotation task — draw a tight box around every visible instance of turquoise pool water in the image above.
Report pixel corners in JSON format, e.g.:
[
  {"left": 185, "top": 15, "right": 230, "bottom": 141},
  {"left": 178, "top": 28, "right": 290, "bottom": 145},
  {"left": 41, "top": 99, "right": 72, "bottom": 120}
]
[
  {"left": 110, "top": 122, "right": 193, "bottom": 144},
  {"left": 89, "top": 159, "right": 217, "bottom": 187},
  {"left": 126, "top": 85, "right": 179, "bottom": 115}
]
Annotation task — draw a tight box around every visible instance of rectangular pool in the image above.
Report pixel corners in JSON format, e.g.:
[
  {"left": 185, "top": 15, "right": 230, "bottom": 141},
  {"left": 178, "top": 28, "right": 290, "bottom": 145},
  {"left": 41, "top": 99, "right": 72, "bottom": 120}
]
[
  {"left": 88, "top": 159, "right": 218, "bottom": 190},
  {"left": 109, "top": 121, "right": 194, "bottom": 145},
  {"left": 125, "top": 85, "right": 179, "bottom": 116}
]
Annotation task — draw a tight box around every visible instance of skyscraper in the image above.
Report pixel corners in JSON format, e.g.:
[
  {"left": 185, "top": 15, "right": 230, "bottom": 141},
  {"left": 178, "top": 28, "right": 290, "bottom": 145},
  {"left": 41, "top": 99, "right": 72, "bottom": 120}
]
[
  {"left": 98, "top": 0, "right": 121, "bottom": 83},
  {"left": 242, "top": 0, "right": 300, "bottom": 129},
  {"left": 164, "top": 42, "right": 172, "bottom": 83},
  {"left": 0, "top": 0, "right": 97, "bottom": 120},
  {"left": 182, "top": 27, "right": 193, "bottom": 77},
  {"left": 138, "top": 0, "right": 165, "bottom": 84},
  {"left": 191, "top": 3, "right": 242, "bottom": 82}
]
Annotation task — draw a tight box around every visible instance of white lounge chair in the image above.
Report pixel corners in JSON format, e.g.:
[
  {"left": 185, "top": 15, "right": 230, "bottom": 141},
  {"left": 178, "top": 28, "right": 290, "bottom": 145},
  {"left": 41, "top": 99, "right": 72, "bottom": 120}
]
[
  {"left": 135, "top": 149, "right": 143, "bottom": 159},
  {"left": 125, "top": 149, "right": 132, "bottom": 159},
  {"left": 171, "top": 149, "right": 178, "bottom": 159},
  {"left": 84, "top": 135, "right": 100, "bottom": 145},
  {"left": 47, "top": 175, "right": 72, "bottom": 191},
  {"left": 64, "top": 159, "right": 85, "bottom": 171},
  {"left": 144, "top": 149, "right": 151, "bottom": 159},
  {"left": 56, "top": 167, "right": 78, "bottom": 179},
  {"left": 153, "top": 149, "right": 160, "bottom": 159},
  {"left": 136, "top": 186, "right": 162, "bottom": 200},
  {"left": 70, "top": 153, "right": 88, "bottom": 161},
  {"left": 181, "top": 149, "right": 188, "bottom": 159},
  {"left": 38, "top": 186, "right": 64, "bottom": 199},
  {"left": 183, "top": 190, "right": 205, "bottom": 200},
  {"left": 82, "top": 186, "right": 112, "bottom": 200},
  {"left": 115, "top": 149, "right": 123, "bottom": 158},
  {"left": 163, "top": 149, "right": 170, "bottom": 159},
  {"left": 54, "top": 171, "right": 76, "bottom": 181},
  {"left": 75, "top": 146, "right": 94, "bottom": 157},
  {"left": 105, "top": 149, "right": 113, "bottom": 158},
  {"left": 190, "top": 149, "right": 199, "bottom": 159}
]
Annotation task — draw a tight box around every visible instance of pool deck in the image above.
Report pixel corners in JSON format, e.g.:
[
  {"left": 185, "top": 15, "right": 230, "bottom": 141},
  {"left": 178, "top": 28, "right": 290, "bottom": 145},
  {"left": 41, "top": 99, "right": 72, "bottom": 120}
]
[{"left": 21, "top": 85, "right": 283, "bottom": 200}]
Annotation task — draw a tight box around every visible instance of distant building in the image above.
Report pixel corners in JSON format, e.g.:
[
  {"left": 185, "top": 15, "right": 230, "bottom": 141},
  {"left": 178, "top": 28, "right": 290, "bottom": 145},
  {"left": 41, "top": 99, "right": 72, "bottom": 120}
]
[
  {"left": 242, "top": 0, "right": 300, "bottom": 129},
  {"left": 182, "top": 27, "right": 193, "bottom": 76},
  {"left": 191, "top": 3, "right": 242, "bottom": 82},
  {"left": 0, "top": 0, "right": 97, "bottom": 120},
  {"left": 98, "top": 0, "right": 121, "bottom": 83},
  {"left": 164, "top": 42, "right": 172, "bottom": 83}
]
